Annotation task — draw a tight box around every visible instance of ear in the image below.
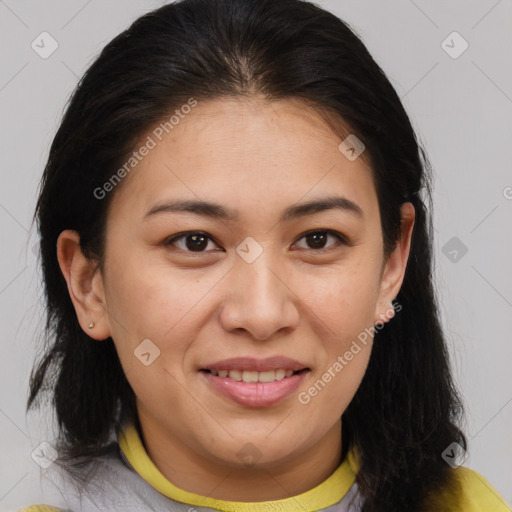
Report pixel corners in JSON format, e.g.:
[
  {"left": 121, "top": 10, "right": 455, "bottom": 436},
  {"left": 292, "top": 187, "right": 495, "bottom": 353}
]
[
  {"left": 56, "top": 230, "right": 111, "bottom": 340},
  {"left": 374, "top": 202, "right": 415, "bottom": 325}
]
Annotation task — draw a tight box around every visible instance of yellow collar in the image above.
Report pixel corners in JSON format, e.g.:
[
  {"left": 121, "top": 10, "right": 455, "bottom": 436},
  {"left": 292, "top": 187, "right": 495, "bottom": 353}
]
[{"left": 118, "top": 423, "right": 359, "bottom": 512}]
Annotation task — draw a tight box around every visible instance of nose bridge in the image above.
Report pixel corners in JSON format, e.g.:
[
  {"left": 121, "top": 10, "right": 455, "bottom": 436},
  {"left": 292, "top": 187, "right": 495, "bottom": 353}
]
[
  {"left": 238, "top": 249, "right": 281, "bottom": 303},
  {"left": 221, "top": 240, "right": 298, "bottom": 339}
]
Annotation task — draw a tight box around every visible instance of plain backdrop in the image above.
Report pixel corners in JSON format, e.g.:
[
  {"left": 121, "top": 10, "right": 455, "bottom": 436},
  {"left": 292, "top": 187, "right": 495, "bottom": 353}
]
[{"left": 1, "top": 0, "right": 511, "bottom": 509}]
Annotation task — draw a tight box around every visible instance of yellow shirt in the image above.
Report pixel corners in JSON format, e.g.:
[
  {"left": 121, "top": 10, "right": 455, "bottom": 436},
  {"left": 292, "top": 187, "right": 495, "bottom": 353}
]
[{"left": 19, "top": 423, "right": 511, "bottom": 511}]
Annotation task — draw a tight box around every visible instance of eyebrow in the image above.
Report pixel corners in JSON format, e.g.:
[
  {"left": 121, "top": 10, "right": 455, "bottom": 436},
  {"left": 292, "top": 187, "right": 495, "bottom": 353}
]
[{"left": 143, "top": 195, "right": 364, "bottom": 223}]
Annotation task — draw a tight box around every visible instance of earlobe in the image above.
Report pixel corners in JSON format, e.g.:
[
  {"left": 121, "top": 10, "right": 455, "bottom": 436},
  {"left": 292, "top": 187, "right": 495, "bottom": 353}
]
[
  {"left": 374, "top": 202, "right": 415, "bottom": 325},
  {"left": 56, "top": 230, "right": 111, "bottom": 340},
  {"left": 375, "top": 300, "right": 396, "bottom": 326}
]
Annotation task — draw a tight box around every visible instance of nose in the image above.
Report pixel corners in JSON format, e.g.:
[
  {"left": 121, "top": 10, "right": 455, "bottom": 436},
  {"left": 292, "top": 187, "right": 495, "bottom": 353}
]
[{"left": 219, "top": 250, "right": 300, "bottom": 341}]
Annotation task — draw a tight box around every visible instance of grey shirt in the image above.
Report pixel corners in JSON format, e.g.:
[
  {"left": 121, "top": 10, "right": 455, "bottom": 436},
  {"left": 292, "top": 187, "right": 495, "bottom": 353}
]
[{"left": 38, "top": 443, "right": 363, "bottom": 512}]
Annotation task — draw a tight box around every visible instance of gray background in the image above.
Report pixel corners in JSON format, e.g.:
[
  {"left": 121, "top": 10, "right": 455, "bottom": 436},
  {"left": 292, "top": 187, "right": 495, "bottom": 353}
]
[{"left": 1, "top": 0, "right": 511, "bottom": 509}]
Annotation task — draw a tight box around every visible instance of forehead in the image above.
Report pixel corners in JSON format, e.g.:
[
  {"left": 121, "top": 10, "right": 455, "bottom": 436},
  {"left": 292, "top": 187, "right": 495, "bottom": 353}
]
[{"left": 107, "top": 96, "right": 378, "bottom": 223}]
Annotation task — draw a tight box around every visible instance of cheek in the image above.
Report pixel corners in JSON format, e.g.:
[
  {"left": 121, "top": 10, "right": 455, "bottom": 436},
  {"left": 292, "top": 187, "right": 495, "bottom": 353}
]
[
  {"left": 103, "top": 252, "right": 223, "bottom": 391},
  {"left": 301, "top": 257, "right": 382, "bottom": 336},
  {"left": 298, "top": 338, "right": 373, "bottom": 425},
  {"left": 295, "top": 258, "right": 379, "bottom": 414},
  {"left": 105, "top": 251, "right": 205, "bottom": 339}
]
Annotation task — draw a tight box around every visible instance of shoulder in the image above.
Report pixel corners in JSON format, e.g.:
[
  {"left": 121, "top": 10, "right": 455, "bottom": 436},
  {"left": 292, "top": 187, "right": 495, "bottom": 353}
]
[
  {"left": 19, "top": 442, "right": 180, "bottom": 511},
  {"left": 452, "top": 466, "right": 510, "bottom": 511}
]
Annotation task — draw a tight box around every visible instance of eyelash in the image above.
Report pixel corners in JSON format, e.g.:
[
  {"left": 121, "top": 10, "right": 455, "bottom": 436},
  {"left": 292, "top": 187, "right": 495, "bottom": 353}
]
[{"left": 163, "top": 230, "right": 349, "bottom": 254}]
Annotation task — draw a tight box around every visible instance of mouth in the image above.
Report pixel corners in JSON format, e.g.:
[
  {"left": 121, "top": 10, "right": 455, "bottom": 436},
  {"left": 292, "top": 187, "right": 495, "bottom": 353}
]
[
  {"left": 199, "top": 357, "right": 310, "bottom": 407},
  {"left": 200, "top": 368, "right": 308, "bottom": 382}
]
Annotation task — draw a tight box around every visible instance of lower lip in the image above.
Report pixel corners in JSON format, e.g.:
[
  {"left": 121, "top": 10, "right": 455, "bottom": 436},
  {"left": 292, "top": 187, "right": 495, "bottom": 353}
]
[{"left": 201, "top": 370, "right": 308, "bottom": 408}]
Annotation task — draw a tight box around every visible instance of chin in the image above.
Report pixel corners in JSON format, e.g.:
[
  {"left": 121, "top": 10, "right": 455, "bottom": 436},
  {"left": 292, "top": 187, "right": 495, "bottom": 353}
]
[{"left": 202, "top": 435, "right": 306, "bottom": 470}]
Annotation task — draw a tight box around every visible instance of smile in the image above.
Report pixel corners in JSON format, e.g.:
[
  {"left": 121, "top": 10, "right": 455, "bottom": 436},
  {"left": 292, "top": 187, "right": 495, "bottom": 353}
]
[
  {"left": 205, "top": 368, "right": 298, "bottom": 382},
  {"left": 200, "top": 357, "right": 310, "bottom": 407}
]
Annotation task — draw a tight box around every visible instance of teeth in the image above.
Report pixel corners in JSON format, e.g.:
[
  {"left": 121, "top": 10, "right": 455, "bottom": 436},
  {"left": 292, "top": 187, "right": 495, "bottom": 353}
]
[
  {"left": 242, "top": 371, "right": 259, "bottom": 383},
  {"left": 275, "top": 369, "right": 286, "bottom": 380},
  {"left": 229, "top": 370, "right": 243, "bottom": 381},
  {"left": 209, "top": 368, "right": 298, "bottom": 382},
  {"left": 258, "top": 370, "right": 275, "bottom": 383}
]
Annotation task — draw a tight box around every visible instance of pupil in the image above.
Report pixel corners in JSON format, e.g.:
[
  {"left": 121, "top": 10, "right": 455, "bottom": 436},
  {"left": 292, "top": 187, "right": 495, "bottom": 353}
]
[
  {"left": 307, "top": 232, "right": 326, "bottom": 249},
  {"left": 186, "top": 234, "right": 208, "bottom": 251}
]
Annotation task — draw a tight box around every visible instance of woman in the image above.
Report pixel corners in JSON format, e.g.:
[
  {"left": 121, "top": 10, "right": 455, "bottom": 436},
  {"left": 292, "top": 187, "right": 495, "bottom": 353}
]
[{"left": 21, "top": 0, "right": 509, "bottom": 510}]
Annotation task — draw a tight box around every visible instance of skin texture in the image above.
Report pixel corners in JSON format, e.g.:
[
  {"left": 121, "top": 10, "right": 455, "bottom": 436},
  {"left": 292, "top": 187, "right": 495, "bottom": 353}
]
[{"left": 57, "top": 96, "right": 415, "bottom": 501}]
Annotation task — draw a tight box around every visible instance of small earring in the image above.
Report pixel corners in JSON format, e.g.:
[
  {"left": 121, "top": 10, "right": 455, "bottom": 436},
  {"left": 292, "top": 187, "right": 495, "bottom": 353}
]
[{"left": 88, "top": 322, "right": 95, "bottom": 329}]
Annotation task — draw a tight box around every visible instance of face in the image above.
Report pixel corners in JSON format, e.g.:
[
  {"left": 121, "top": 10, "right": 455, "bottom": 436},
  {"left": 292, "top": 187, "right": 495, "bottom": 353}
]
[{"left": 59, "top": 96, "right": 414, "bottom": 471}]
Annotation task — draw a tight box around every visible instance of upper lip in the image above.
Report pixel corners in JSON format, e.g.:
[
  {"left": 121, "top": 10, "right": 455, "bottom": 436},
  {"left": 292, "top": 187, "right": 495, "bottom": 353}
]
[{"left": 201, "top": 357, "right": 309, "bottom": 372}]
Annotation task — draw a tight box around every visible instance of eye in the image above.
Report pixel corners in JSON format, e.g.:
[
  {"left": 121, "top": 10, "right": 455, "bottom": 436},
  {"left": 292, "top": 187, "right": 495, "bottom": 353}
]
[
  {"left": 293, "top": 230, "right": 347, "bottom": 251},
  {"left": 163, "top": 229, "right": 348, "bottom": 254},
  {"left": 164, "top": 231, "right": 222, "bottom": 253}
]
